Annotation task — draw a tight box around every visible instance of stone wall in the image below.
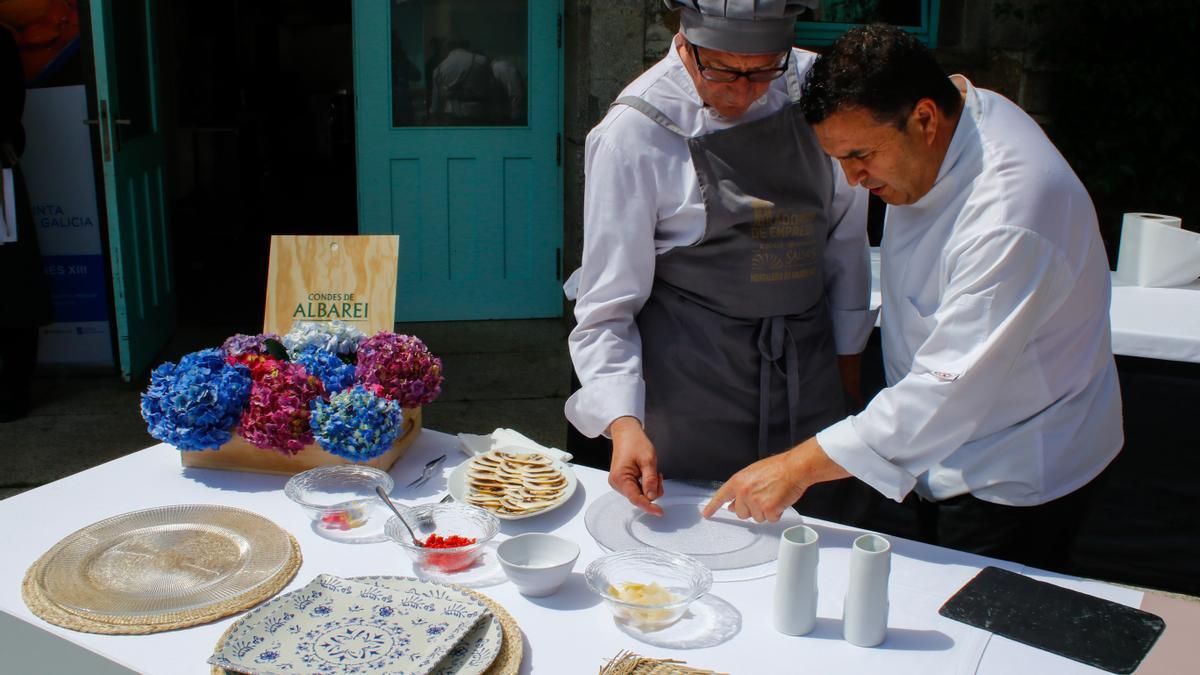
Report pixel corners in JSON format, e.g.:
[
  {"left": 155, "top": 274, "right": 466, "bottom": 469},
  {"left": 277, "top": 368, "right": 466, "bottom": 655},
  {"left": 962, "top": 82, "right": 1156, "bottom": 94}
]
[{"left": 935, "top": 0, "right": 1051, "bottom": 120}]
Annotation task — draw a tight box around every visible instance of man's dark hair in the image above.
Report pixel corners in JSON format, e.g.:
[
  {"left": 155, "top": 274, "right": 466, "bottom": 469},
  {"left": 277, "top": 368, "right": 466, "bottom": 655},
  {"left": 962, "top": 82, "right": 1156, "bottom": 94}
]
[{"left": 801, "top": 24, "right": 961, "bottom": 128}]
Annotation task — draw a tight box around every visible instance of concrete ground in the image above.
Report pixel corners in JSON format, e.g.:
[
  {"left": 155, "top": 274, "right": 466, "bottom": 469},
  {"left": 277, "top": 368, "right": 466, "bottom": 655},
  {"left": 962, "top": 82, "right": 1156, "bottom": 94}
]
[{"left": 0, "top": 319, "right": 572, "bottom": 500}]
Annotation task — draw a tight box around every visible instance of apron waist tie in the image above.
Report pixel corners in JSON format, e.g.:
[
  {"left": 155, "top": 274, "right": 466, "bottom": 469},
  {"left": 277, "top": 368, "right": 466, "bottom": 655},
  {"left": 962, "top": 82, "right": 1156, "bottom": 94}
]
[{"left": 756, "top": 316, "right": 801, "bottom": 458}]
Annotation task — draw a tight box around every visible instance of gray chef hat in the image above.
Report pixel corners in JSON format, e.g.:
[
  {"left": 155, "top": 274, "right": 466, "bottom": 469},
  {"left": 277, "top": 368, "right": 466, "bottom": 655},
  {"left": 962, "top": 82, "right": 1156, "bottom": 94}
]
[{"left": 664, "top": 0, "right": 815, "bottom": 54}]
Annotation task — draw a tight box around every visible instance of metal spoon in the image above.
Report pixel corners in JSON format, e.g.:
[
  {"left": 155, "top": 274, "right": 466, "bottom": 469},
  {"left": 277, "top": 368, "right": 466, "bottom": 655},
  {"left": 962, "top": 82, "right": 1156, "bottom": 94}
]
[{"left": 375, "top": 486, "right": 422, "bottom": 547}]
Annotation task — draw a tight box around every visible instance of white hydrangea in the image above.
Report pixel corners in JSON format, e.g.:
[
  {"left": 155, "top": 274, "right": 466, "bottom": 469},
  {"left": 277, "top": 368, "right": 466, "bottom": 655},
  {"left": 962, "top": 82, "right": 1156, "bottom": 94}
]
[{"left": 283, "top": 320, "right": 366, "bottom": 355}]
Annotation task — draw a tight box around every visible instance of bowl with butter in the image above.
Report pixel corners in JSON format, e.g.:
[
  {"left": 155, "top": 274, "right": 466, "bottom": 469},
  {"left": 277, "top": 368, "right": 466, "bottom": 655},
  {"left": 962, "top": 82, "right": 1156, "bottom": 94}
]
[{"left": 584, "top": 548, "right": 712, "bottom": 631}]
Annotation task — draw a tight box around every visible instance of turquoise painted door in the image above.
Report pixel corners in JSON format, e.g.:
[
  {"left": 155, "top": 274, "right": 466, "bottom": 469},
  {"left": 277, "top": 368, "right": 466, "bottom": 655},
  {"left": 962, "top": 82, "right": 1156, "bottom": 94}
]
[
  {"left": 88, "top": 0, "right": 175, "bottom": 381},
  {"left": 353, "top": 1, "right": 563, "bottom": 320}
]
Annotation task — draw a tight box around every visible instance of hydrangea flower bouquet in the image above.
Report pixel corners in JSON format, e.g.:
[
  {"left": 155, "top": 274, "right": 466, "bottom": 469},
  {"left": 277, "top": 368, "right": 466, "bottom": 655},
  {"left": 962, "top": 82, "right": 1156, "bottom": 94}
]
[{"left": 141, "top": 321, "right": 443, "bottom": 474}]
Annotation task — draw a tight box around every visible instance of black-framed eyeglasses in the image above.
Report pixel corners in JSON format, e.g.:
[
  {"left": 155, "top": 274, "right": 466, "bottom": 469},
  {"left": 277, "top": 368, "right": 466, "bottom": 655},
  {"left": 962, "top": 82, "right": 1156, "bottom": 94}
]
[{"left": 689, "top": 42, "right": 790, "bottom": 83}]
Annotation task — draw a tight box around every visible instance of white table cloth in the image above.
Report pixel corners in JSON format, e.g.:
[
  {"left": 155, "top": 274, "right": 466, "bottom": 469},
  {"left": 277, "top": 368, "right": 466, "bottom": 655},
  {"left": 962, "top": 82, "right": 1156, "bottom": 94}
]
[
  {"left": 869, "top": 248, "right": 1200, "bottom": 363},
  {"left": 1108, "top": 277, "right": 1200, "bottom": 363},
  {"left": 1, "top": 429, "right": 1166, "bottom": 674}
]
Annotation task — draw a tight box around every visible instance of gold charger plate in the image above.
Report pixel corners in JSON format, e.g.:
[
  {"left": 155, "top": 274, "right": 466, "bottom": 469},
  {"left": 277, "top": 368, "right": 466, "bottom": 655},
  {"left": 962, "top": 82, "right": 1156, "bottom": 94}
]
[
  {"left": 23, "top": 532, "right": 301, "bottom": 634},
  {"left": 27, "top": 505, "right": 297, "bottom": 630}
]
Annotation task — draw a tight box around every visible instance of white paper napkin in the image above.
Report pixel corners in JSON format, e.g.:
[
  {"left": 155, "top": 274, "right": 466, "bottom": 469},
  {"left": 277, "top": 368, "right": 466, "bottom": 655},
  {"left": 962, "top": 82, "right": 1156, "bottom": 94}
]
[{"left": 456, "top": 428, "right": 573, "bottom": 463}]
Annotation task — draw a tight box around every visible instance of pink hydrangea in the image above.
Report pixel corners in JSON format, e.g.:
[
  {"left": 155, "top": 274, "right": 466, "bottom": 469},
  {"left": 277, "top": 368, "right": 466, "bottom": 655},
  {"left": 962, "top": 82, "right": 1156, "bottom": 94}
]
[
  {"left": 237, "top": 361, "right": 327, "bottom": 454},
  {"left": 355, "top": 333, "right": 444, "bottom": 408}
]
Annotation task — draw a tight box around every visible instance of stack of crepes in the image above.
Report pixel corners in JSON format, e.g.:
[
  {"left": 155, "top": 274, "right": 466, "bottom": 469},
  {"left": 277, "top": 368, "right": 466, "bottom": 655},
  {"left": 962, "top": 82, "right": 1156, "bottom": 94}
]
[
  {"left": 457, "top": 429, "right": 574, "bottom": 517},
  {"left": 208, "top": 574, "right": 507, "bottom": 675},
  {"left": 464, "top": 450, "right": 569, "bottom": 516}
]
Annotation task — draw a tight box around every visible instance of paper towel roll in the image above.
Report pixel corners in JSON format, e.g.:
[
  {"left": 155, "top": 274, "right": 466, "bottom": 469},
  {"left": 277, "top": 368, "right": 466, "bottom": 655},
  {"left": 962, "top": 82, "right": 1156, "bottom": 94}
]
[{"left": 1115, "top": 213, "right": 1200, "bottom": 287}]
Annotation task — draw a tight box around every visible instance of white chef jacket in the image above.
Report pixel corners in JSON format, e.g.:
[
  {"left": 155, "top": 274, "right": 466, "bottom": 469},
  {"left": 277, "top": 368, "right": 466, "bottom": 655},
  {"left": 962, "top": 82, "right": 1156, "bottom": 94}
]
[
  {"left": 566, "top": 45, "right": 873, "bottom": 439},
  {"left": 817, "top": 77, "right": 1123, "bottom": 507}
]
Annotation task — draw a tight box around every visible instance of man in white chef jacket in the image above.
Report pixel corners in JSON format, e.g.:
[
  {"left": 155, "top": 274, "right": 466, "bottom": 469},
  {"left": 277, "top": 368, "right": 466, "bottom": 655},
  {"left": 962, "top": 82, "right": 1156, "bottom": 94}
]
[
  {"left": 568, "top": 1, "right": 875, "bottom": 521},
  {"left": 705, "top": 24, "right": 1122, "bottom": 569}
]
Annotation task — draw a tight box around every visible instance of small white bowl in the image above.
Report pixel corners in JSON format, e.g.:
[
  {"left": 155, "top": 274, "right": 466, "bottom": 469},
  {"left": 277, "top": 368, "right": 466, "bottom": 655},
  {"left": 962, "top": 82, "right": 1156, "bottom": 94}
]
[{"left": 496, "top": 533, "right": 580, "bottom": 597}]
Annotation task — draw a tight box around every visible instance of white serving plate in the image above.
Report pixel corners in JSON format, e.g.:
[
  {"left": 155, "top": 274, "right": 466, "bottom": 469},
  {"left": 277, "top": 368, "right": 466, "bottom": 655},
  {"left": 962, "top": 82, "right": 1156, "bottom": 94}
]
[{"left": 448, "top": 451, "right": 578, "bottom": 521}]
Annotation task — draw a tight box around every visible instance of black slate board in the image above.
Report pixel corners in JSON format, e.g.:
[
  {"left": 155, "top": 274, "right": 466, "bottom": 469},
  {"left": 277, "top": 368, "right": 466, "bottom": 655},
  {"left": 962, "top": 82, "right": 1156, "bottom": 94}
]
[{"left": 939, "top": 566, "right": 1165, "bottom": 674}]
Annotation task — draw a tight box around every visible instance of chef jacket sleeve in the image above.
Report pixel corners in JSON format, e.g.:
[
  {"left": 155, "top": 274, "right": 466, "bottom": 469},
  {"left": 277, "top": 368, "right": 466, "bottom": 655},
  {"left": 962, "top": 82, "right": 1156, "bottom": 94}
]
[
  {"left": 823, "top": 161, "right": 874, "bottom": 355},
  {"left": 565, "top": 132, "right": 659, "bottom": 438},
  {"left": 816, "top": 226, "right": 1075, "bottom": 500}
]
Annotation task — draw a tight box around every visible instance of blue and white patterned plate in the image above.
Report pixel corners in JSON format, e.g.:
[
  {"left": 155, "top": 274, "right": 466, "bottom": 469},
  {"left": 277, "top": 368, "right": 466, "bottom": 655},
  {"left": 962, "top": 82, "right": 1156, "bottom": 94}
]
[
  {"left": 354, "top": 576, "right": 503, "bottom": 675},
  {"left": 208, "top": 574, "right": 502, "bottom": 675}
]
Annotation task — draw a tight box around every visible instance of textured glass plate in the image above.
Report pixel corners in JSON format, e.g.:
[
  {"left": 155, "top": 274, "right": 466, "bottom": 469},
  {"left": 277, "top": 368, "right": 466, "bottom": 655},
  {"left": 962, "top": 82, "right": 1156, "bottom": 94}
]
[
  {"left": 584, "top": 480, "right": 804, "bottom": 572},
  {"left": 210, "top": 575, "right": 502, "bottom": 675},
  {"left": 40, "top": 504, "right": 292, "bottom": 618}
]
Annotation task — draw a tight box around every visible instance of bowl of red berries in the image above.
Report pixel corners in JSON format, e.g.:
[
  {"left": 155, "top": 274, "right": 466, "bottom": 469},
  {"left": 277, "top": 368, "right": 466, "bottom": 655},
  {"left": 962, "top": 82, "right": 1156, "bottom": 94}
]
[
  {"left": 285, "top": 465, "right": 395, "bottom": 543},
  {"left": 385, "top": 502, "right": 500, "bottom": 573}
]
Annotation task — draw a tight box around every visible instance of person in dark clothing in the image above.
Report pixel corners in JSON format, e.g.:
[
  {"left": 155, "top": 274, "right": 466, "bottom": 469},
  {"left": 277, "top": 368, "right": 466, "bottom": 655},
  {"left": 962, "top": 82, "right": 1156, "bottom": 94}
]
[{"left": 0, "top": 27, "right": 53, "bottom": 422}]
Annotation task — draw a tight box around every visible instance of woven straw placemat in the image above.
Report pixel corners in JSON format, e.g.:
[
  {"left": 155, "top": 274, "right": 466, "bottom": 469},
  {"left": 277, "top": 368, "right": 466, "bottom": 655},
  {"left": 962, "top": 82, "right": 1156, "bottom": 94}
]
[
  {"left": 209, "top": 580, "right": 523, "bottom": 675},
  {"left": 22, "top": 533, "right": 301, "bottom": 635},
  {"left": 599, "top": 650, "right": 726, "bottom": 675}
]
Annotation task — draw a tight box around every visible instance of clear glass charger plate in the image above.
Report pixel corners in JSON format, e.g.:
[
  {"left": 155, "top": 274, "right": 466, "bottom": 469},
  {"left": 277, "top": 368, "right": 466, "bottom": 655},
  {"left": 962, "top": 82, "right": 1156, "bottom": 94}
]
[
  {"left": 39, "top": 504, "right": 293, "bottom": 618},
  {"left": 584, "top": 480, "right": 804, "bottom": 580},
  {"left": 212, "top": 575, "right": 503, "bottom": 675}
]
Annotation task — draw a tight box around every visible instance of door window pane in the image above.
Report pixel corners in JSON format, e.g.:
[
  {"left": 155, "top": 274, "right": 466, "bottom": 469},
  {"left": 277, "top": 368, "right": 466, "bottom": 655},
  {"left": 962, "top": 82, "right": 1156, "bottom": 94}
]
[
  {"left": 111, "top": 0, "right": 153, "bottom": 137},
  {"left": 794, "top": 1, "right": 936, "bottom": 47},
  {"left": 799, "top": 1, "right": 922, "bottom": 25},
  {"left": 390, "top": 0, "right": 528, "bottom": 127}
]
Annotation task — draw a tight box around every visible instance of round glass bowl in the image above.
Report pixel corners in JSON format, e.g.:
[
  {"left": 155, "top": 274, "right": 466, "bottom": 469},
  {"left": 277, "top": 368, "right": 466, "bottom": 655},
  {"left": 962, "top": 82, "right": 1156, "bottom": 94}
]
[
  {"left": 585, "top": 548, "right": 713, "bottom": 632},
  {"left": 385, "top": 503, "right": 500, "bottom": 574},
  {"left": 284, "top": 465, "right": 394, "bottom": 543}
]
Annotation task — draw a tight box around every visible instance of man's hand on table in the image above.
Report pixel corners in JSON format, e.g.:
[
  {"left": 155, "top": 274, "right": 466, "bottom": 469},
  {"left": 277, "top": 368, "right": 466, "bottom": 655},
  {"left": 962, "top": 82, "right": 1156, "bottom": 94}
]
[
  {"left": 702, "top": 436, "right": 851, "bottom": 523},
  {"left": 608, "top": 416, "right": 664, "bottom": 516}
]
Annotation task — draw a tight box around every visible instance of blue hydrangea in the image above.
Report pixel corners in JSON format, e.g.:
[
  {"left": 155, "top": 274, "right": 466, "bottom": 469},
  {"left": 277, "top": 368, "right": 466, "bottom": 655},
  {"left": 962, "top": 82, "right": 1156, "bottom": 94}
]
[
  {"left": 293, "top": 347, "right": 356, "bottom": 393},
  {"left": 140, "top": 348, "right": 252, "bottom": 451},
  {"left": 311, "top": 386, "right": 404, "bottom": 461}
]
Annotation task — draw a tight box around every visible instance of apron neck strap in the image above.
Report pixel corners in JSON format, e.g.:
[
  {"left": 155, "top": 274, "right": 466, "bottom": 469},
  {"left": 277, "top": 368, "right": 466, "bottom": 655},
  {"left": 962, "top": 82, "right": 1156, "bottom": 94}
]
[
  {"left": 610, "top": 96, "right": 688, "bottom": 137},
  {"left": 784, "top": 53, "right": 802, "bottom": 101}
]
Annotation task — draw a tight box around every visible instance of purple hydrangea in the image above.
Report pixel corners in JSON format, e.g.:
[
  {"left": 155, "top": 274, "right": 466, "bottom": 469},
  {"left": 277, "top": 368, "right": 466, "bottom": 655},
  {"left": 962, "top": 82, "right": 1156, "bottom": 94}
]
[
  {"left": 237, "top": 362, "right": 326, "bottom": 455},
  {"left": 140, "top": 348, "right": 252, "bottom": 451},
  {"left": 355, "top": 333, "right": 444, "bottom": 408},
  {"left": 221, "top": 332, "right": 283, "bottom": 358}
]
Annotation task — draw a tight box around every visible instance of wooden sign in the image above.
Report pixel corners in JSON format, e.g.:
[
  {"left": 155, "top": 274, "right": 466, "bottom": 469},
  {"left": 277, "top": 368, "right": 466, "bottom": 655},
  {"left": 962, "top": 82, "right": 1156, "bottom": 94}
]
[{"left": 263, "top": 235, "right": 398, "bottom": 336}]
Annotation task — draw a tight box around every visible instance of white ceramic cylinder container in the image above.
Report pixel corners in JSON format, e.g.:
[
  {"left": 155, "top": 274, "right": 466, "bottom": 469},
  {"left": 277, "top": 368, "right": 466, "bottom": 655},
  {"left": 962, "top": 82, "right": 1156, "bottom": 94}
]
[
  {"left": 843, "top": 533, "right": 891, "bottom": 647},
  {"left": 773, "top": 524, "right": 820, "bottom": 635}
]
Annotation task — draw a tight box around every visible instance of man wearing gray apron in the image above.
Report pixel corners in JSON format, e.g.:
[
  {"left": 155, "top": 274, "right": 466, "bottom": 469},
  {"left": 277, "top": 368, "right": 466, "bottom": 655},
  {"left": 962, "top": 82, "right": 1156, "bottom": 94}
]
[{"left": 566, "top": 1, "right": 874, "bottom": 522}]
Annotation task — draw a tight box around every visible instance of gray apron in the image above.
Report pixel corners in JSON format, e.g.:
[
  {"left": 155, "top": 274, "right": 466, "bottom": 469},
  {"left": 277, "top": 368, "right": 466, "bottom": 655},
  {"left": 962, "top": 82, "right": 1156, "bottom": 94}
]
[{"left": 614, "top": 66, "right": 865, "bottom": 520}]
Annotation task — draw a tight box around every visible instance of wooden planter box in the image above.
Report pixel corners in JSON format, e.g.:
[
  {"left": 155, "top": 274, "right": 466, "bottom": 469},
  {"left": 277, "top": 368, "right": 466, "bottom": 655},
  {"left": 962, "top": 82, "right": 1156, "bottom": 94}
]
[{"left": 180, "top": 408, "right": 422, "bottom": 476}]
